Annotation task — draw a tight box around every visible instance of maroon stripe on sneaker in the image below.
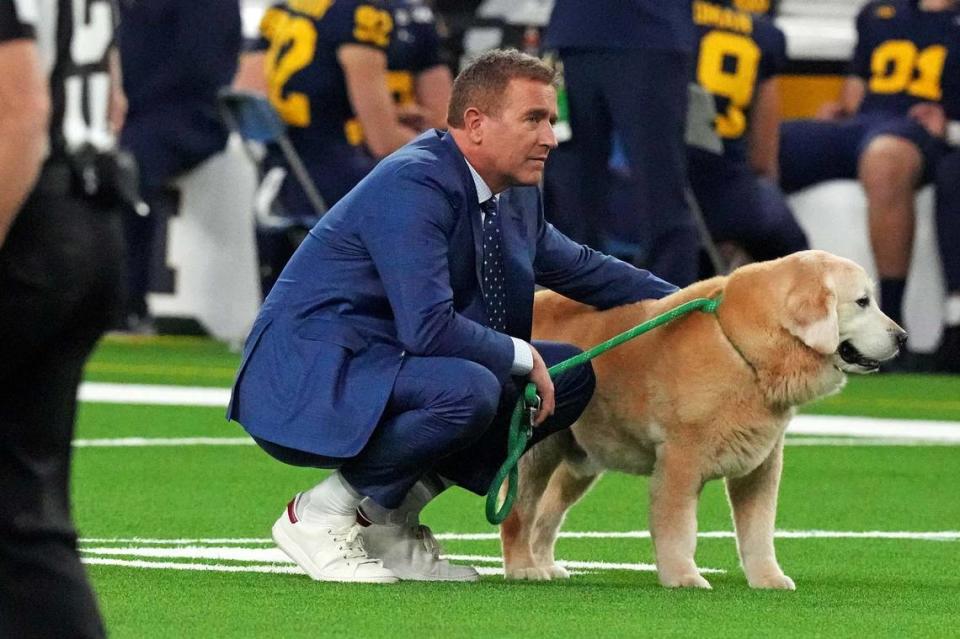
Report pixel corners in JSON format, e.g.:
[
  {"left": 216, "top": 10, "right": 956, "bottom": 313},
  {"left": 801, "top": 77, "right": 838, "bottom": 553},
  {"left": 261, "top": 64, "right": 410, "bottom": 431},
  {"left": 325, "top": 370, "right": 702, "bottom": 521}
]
[
  {"left": 286, "top": 498, "right": 298, "bottom": 524},
  {"left": 355, "top": 507, "right": 373, "bottom": 527}
]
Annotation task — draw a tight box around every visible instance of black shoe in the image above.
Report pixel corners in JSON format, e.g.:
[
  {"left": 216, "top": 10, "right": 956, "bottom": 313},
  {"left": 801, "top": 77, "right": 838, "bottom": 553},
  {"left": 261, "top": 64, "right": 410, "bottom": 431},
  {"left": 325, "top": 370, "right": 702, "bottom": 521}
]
[{"left": 935, "top": 325, "right": 960, "bottom": 374}]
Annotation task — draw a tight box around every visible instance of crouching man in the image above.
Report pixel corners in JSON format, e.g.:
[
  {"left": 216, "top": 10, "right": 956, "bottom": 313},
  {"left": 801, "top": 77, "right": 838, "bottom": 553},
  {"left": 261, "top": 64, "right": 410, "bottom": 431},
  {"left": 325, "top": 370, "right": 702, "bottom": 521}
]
[{"left": 227, "top": 49, "right": 678, "bottom": 583}]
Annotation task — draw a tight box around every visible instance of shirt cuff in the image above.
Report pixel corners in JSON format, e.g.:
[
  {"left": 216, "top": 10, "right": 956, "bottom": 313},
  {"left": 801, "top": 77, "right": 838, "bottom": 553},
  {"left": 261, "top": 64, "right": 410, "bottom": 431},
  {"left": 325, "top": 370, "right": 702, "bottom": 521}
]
[{"left": 510, "top": 337, "right": 534, "bottom": 375}]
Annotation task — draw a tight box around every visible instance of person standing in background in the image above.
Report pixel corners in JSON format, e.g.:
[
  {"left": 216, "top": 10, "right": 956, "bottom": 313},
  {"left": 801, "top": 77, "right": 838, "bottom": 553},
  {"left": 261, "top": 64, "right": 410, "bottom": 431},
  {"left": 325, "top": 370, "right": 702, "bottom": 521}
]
[
  {"left": 687, "top": 0, "right": 807, "bottom": 269},
  {"left": 0, "top": 0, "right": 125, "bottom": 635},
  {"left": 543, "top": 0, "right": 701, "bottom": 286},
  {"left": 117, "top": 0, "right": 242, "bottom": 332}
]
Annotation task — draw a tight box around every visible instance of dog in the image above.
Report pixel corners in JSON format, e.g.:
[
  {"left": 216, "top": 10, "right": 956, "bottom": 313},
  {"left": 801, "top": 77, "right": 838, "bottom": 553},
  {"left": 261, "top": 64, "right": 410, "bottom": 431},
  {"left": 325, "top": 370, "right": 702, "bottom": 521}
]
[{"left": 500, "top": 250, "right": 905, "bottom": 589}]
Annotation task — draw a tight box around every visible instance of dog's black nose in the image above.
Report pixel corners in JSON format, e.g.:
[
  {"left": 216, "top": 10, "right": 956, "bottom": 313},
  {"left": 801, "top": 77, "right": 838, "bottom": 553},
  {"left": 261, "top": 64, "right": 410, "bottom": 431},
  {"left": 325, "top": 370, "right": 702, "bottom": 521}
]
[{"left": 895, "top": 330, "right": 908, "bottom": 348}]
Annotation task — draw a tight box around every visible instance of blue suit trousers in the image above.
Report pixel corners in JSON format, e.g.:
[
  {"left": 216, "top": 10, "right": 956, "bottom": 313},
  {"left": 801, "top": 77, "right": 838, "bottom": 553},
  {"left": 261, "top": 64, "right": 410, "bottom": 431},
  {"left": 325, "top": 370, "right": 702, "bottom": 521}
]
[{"left": 253, "top": 341, "right": 595, "bottom": 508}]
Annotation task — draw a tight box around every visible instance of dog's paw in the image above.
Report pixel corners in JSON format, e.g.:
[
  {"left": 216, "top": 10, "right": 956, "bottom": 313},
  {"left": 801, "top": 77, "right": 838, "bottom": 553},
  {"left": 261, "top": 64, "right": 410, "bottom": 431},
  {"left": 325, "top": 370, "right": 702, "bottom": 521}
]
[
  {"left": 504, "top": 565, "right": 561, "bottom": 581},
  {"left": 659, "top": 572, "right": 712, "bottom": 589},
  {"left": 748, "top": 572, "right": 796, "bottom": 590},
  {"left": 543, "top": 563, "right": 570, "bottom": 579}
]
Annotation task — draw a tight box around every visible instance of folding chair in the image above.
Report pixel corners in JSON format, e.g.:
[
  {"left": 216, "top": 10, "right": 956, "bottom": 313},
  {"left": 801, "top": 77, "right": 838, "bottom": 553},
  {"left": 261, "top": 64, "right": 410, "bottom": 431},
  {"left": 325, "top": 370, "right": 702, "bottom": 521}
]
[
  {"left": 217, "top": 89, "right": 328, "bottom": 295},
  {"left": 217, "top": 88, "right": 328, "bottom": 218}
]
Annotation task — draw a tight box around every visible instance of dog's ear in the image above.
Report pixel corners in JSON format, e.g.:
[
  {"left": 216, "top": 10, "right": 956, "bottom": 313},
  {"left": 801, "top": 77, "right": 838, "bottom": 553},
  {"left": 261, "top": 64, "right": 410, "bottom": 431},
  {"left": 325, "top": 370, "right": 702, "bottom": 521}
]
[{"left": 784, "top": 276, "right": 839, "bottom": 355}]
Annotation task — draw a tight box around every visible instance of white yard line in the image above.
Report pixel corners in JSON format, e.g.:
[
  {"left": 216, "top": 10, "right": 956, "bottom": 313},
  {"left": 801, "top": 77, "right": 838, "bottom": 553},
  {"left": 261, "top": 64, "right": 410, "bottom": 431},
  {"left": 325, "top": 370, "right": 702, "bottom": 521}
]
[
  {"left": 78, "top": 529, "right": 957, "bottom": 576},
  {"left": 81, "top": 557, "right": 303, "bottom": 575},
  {"left": 78, "top": 546, "right": 688, "bottom": 574},
  {"left": 79, "top": 383, "right": 231, "bottom": 407},
  {"left": 80, "top": 530, "right": 960, "bottom": 545},
  {"left": 79, "top": 557, "right": 513, "bottom": 577},
  {"left": 76, "top": 382, "right": 960, "bottom": 445},
  {"left": 73, "top": 437, "right": 254, "bottom": 447}
]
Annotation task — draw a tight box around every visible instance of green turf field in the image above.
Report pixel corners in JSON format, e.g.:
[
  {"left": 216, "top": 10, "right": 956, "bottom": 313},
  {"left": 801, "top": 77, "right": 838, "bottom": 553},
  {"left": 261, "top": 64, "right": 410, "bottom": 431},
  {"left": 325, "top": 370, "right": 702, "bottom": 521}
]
[{"left": 75, "top": 337, "right": 960, "bottom": 638}]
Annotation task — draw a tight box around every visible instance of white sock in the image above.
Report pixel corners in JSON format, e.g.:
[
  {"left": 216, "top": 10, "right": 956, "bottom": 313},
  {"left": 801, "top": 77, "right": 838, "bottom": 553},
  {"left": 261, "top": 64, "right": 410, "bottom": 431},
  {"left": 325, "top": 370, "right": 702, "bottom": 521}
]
[
  {"left": 299, "top": 471, "right": 363, "bottom": 525},
  {"left": 359, "top": 476, "right": 447, "bottom": 526},
  {"left": 945, "top": 294, "right": 960, "bottom": 327}
]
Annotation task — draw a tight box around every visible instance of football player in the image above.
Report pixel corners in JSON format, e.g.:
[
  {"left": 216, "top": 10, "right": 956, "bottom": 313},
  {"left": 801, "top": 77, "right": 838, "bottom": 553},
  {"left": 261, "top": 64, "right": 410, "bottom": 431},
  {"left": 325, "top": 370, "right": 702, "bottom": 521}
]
[
  {"left": 241, "top": 0, "right": 450, "bottom": 213},
  {"left": 688, "top": 0, "right": 808, "bottom": 269},
  {"left": 779, "top": 0, "right": 960, "bottom": 341}
]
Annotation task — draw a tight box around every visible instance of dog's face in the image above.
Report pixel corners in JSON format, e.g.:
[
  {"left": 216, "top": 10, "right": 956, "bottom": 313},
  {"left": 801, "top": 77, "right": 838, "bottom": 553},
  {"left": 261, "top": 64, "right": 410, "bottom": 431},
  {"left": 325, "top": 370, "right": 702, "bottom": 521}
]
[
  {"left": 782, "top": 252, "right": 906, "bottom": 373},
  {"left": 832, "top": 266, "right": 906, "bottom": 373}
]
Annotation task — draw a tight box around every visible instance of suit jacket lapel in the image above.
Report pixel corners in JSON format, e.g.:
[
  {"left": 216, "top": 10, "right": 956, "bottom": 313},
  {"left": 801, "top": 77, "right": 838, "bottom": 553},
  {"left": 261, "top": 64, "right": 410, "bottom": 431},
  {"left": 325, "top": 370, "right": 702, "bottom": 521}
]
[{"left": 441, "top": 132, "right": 486, "bottom": 290}]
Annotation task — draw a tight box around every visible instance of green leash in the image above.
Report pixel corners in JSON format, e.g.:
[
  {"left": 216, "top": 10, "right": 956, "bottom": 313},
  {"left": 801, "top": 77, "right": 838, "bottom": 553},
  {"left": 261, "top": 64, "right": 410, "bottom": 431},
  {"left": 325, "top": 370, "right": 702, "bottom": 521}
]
[{"left": 485, "top": 296, "right": 722, "bottom": 525}]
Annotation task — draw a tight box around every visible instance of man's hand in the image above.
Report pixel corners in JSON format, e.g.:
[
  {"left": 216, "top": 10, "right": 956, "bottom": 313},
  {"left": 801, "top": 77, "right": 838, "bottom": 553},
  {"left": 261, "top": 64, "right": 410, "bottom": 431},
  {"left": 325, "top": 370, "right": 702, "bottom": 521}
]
[
  {"left": 908, "top": 102, "right": 947, "bottom": 138},
  {"left": 527, "top": 344, "right": 555, "bottom": 427}
]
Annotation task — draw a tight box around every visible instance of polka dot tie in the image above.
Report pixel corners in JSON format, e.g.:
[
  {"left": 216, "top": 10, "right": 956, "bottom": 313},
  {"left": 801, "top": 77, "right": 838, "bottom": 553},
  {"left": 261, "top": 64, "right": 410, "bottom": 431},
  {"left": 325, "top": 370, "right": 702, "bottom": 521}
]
[{"left": 480, "top": 198, "right": 507, "bottom": 332}]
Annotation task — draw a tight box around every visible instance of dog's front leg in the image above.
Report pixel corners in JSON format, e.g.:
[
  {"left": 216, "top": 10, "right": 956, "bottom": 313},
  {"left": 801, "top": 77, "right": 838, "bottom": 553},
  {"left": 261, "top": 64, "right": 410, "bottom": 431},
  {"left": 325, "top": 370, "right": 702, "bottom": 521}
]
[
  {"left": 649, "top": 446, "right": 710, "bottom": 589},
  {"left": 725, "top": 436, "right": 795, "bottom": 590}
]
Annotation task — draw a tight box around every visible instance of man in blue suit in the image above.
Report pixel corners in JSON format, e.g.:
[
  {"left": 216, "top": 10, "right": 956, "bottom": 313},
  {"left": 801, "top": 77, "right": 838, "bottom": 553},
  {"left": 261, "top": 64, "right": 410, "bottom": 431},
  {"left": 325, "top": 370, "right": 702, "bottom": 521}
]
[{"left": 228, "top": 50, "right": 678, "bottom": 584}]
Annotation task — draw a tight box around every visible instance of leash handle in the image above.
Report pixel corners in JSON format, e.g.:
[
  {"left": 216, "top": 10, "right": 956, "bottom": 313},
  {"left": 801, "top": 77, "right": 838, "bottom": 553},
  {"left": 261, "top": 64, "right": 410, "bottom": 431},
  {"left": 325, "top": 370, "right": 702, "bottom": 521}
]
[{"left": 485, "top": 296, "right": 721, "bottom": 525}]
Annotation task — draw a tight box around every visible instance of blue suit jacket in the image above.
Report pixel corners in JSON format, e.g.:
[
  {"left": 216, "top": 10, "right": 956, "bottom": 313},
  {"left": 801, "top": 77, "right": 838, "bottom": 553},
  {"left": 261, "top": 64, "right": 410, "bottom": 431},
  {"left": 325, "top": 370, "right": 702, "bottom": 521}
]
[{"left": 227, "top": 130, "right": 677, "bottom": 457}]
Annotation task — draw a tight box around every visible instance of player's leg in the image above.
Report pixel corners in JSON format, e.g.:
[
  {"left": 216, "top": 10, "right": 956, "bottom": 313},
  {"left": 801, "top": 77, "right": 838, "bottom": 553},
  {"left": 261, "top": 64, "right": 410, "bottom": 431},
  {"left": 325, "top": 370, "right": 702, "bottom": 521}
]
[
  {"left": 857, "top": 121, "right": 930, "bottom": 328},
  {"left": 552, "top": 50, "right": 614, "bottom": 251},
  {"left": 690, "top": 153, "right": 808, "bottom": 264},
  {"left": 933, "top": 149, "right": 960, "bottom": 372},
  {"left": 604, "top": 48, "right": 699, "bottom": 286},
  {"left": 778, "top": 117, "right": 866, "bottom": 193}
]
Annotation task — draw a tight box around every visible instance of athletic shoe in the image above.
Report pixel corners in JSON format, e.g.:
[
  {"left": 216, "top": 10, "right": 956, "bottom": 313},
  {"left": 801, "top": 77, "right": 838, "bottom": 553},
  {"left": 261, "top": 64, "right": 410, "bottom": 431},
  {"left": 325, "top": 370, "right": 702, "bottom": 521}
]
[
  {"left": 361, "top": 515, "right": 479, "bottom": 582},
  {"left": 271, "top": 495, "right": 398, "bottom": 583}
]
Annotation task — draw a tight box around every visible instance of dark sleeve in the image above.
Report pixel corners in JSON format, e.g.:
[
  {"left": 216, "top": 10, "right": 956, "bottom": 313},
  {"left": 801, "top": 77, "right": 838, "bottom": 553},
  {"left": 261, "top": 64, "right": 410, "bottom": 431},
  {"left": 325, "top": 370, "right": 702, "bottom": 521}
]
[
  {"left": 850, "top": 3, "right": 875, "bottom": 79},
  {"left": 757, "top": 20, "right": 787, "bottom": 82},
  {"left": 0, "top": 0, "right": 36, "bottom": 42}
]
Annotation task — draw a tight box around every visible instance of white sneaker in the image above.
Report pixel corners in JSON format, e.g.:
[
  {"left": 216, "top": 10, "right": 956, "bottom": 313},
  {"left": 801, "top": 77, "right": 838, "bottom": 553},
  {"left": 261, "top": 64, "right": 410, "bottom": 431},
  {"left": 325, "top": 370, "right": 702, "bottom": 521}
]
[
  {"left": 361, "top": 517, "right": 480, "bottom": 582},
  {"left": 271, "top": 495, "right": 398, "bottom": 584}
]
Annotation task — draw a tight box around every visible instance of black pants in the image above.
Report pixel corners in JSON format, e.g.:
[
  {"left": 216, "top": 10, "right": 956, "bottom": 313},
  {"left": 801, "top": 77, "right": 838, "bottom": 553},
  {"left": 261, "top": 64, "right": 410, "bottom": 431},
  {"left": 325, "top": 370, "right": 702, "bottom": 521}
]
[
  {"left": 546, "top": 48, "right": 699, "bottom": 286},
  {"left": 0, "top": 169, "right": 124, "bottom": 639}
]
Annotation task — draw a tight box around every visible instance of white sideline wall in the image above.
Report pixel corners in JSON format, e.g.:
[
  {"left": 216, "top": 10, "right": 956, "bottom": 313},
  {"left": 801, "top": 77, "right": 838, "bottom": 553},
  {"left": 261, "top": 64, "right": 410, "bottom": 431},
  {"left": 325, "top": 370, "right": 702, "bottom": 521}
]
[
  {"left": 148, "top": 136, "right": 262, "bottom": 346},
  {"left": 788, "top": 181, "right": 945, "bottom": 352}
]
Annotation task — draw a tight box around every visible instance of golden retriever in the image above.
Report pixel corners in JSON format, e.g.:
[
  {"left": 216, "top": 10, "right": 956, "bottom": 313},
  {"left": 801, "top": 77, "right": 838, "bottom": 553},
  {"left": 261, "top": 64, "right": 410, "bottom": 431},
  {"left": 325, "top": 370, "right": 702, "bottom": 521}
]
[{"left": 501, "top": 250, "right": 905, "bottom": 589}]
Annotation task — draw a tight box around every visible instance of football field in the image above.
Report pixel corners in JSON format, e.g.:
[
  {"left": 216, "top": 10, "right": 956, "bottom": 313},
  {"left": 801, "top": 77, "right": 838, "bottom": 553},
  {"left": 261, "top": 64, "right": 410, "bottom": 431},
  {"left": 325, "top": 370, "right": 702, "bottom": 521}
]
[{"left": 75, "top": 337, "right": 960, "bottom": 637}]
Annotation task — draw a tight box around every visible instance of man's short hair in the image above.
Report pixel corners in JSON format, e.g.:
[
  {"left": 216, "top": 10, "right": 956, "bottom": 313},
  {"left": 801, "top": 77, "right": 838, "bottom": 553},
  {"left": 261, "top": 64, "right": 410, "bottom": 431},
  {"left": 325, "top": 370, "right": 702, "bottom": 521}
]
[{"left": 447, "top": 49, "right": 557, "bottom": 128}]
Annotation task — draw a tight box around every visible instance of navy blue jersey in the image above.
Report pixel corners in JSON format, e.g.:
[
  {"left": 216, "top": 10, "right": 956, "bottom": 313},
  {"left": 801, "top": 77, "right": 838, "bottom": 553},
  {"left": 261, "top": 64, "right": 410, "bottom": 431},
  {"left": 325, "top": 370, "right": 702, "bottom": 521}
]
[
  {"left": 346, "top": 0, "right": 443, "bottom": 145},
  {"left": 852, "top": 1, "right": 960, "bottom": 120},
  {"left": 260, "top": 0, "right": 393, "bottom": 160},
  {"left": 731, "top": 0, "right": 778, "bottom": 17},
  {"left": 691, "top": 0, "right": 786, "bottom": 162},
  {"left": 545, "top": 0, "right": 695, "bottom": 53}
]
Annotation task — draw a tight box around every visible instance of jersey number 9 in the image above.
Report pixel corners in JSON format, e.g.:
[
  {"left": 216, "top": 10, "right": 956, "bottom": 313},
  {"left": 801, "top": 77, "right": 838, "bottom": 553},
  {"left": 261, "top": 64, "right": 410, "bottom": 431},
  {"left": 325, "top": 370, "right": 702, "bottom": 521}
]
[{"left": 696, "top": 30, "right": 761, "bottom": 139}]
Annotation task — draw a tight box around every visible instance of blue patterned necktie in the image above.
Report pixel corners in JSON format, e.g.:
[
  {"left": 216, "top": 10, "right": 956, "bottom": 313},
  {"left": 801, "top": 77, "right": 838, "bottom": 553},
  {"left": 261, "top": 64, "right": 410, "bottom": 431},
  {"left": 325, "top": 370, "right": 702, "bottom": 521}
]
[{"left": 480, "top": 197, "right": 507, "bottom": 332}]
